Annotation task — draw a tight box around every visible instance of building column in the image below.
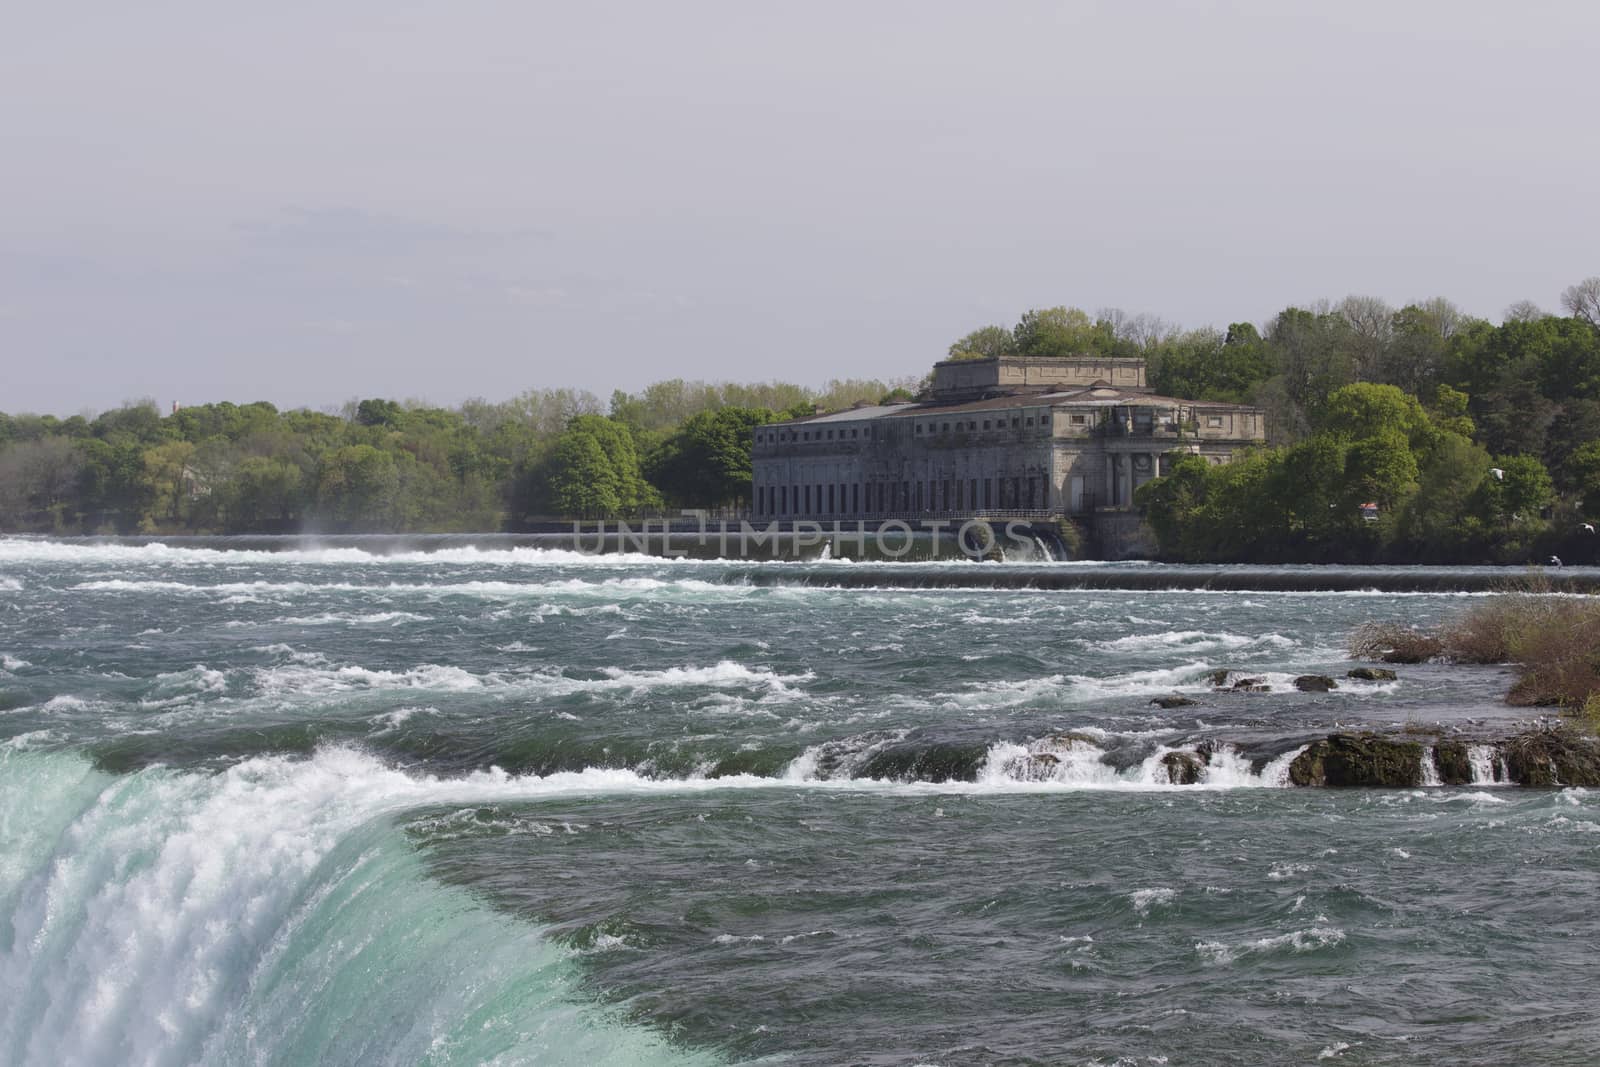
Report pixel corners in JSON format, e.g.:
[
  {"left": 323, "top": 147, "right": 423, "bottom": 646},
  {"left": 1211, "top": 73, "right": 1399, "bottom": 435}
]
[{"left": 1120, "top": 453, "right": 1132, "bottom": 506}]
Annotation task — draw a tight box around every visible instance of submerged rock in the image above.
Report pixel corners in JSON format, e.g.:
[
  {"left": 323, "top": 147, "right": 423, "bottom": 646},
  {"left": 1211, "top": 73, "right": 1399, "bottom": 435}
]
[
  {"left": 1501, "top": 730, "right": 1600, "bottom": 787},
  {"left": 1347, "top": 667, "right": 1398, "bottom": 682},
  {"left": 1288, "top": 733, "right": 1426, "bottom": 787},
  {"left": 1161, "top": 751, "right": 1203, "bottom": 785},
  {"left": 1150, "top": 695, "right": 1198, "bottom": 709},
  {"left": 1293, "top": 675, "right": 1338, "bottom": 692}
]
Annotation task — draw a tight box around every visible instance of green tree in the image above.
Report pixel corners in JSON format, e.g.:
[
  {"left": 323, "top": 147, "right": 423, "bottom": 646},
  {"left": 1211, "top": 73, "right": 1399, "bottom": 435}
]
[
  {"left": 947, "top": 325, "right": 1016, "bottom": 361},
  {"left": 547, "top": 431, "right": 621, "bottom": 518},
  {"left": 1012, "top": 307, "right": 1106, "bottom": 357},
  {"left": 314, "top": 444, "right": 401, "bottom": 530}
]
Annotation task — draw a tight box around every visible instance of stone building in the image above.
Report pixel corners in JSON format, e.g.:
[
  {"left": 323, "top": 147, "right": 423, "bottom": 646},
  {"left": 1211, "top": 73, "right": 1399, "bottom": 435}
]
[{"left": 750, "top": 355, "right": 1265, "bottom": 524}]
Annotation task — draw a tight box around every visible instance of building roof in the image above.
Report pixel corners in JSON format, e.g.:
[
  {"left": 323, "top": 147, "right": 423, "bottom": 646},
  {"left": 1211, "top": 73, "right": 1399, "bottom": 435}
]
[{"left": 775, "top": 386, "right": 1258, "bottom": 425}]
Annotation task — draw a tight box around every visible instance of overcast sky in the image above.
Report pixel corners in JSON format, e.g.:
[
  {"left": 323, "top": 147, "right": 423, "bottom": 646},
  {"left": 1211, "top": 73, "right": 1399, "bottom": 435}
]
[{"left": 4, "top": 1, "right": 1598, "bottom": 415}]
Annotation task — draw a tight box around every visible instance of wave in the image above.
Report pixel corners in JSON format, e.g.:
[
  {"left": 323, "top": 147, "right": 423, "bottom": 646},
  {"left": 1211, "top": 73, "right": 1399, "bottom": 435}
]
[
  {"left": 0, "top": 747, "right": 709, "bottom": 1067},
  {"left": 0, "top": 539, "right": 689, "bottom": 569},
  {"left": 1195, "top": 926, "right": 1347, "bottom": 965},
  {"left": 70, "top": 576, "right": 758, "bottom": 601}
]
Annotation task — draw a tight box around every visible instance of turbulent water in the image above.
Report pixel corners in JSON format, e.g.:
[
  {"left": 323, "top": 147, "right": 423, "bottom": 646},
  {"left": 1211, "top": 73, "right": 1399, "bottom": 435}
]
[{"left": 2, "top": 538, "right": 1597, "bottom": 1066}]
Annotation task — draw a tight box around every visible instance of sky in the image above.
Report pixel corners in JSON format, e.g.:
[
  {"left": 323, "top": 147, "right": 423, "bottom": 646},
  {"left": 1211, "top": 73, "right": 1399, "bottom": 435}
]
[{"left": 3, "top": 0, "right": 1599, "bottom": 416}]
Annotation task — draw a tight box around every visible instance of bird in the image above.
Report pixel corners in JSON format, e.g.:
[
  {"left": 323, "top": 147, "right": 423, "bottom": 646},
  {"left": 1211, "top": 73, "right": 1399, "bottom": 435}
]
[{"left": 1581, "top": 523, "right": 1596, "bottom": 534}]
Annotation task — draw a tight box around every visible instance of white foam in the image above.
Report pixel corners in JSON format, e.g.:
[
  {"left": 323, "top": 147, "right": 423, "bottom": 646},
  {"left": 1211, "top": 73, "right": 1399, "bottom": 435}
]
[
  {"left": 0, "top": 747, "right": 706, "bottom": 1067},
  {"left": 1129, "top": 887, "right": 1176, "bottom": 915},
  {"left": 1466, "top": 744, "right": 1509, "bottom": 785},
  {"left": 1196, "top": 926, "right": 1346, "bottom": 965}
]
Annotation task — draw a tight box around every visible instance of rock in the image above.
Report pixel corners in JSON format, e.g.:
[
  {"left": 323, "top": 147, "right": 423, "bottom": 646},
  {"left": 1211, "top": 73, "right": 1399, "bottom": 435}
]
[
  {"left": 1287, "top": 733, "right": 1426, "bottom": 788},
  {"left": 1194, "top": 740, "right": 1216, "bottom": 764},
  {"left": 1501, "top": 730, "right": 1600, "bottom": 787},
  {"left": 1293, "top": 675, "right": 1338, "bottom": 692},
  {"left": 1431, "top": 741, "right": 1475, "bottom": 785},
  {"left": 1204, "top": 669, "right": 1231, "bottom": 687},
  {"left": 1031, "top": 752, "right": 1060, "bottom": 766},
  {"left": 1218, "top": 676, "right": 1271, "bottom": 692},
  {"left": 1161, "top": 751, "right": 1203, "bottom": 785},
  {"left": 1347, "top": 667, "right": 1398, "bottom": 682},
  {"left": 1150, "top": 695, "right": 1198, "bottom": 709}
]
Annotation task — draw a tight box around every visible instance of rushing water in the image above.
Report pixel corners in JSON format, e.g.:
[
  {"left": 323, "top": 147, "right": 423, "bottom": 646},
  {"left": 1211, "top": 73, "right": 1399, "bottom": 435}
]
[{"left": 1, "top": 538, "right": 1597, "bottom": 1066}]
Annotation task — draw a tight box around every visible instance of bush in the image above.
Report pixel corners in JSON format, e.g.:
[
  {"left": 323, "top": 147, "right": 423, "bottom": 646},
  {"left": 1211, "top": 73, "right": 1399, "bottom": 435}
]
[
  {"left": 1424, "top": 587, "right": 1600, "bottom": 715},
  {"left": 1348, "top": 622, "right": 1443, "bottom": 664}
]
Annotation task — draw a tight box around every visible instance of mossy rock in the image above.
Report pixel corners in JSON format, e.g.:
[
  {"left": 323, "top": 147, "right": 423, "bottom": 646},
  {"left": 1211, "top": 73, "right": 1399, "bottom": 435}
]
[
  {"left": 1150, "top": 695, "right": 1198, "bottom": 709},
  {"left": 1293, "top": 675, "right": 1338, "bottom": 692},
  {"left": 1431, "top": 741, "right": 1475, "bottom": 785},
  {"left": 1288, "top": 733, "right": 1426, "bottom": 787},
  {"left": 1501, "top": 730, "right": 1600, "bottom": 787},
  {"left": 1161, "top": 751, "right": 1203, "bottom": 785},
  {"left": 1347, "top": 667, "right": 1398, "bottom": 682}
]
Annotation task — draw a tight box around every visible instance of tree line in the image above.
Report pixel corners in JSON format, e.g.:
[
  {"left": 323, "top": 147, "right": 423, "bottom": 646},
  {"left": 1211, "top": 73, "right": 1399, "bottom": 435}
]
[
  {"left": 947, "top": 278, "right": 1600, "bottom": 562},
  {"left": 0, "top": 377, "right": 916, "bottom": 534}
]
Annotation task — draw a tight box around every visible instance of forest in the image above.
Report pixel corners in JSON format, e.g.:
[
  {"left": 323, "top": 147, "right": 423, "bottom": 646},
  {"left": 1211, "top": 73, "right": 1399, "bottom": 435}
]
[
  {"left": 3, "top": 276, "right": 1598, "bottom": 562},
  {"left": 0, "top": 379, "right": 914, "bottom": 535}
]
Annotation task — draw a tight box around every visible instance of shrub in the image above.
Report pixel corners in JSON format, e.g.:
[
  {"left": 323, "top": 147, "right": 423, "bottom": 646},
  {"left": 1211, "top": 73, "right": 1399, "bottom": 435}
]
[
  {"left": 1431, "top": 587, "right": 1600, "bottom": 715},
  {"left": 1348, "top": 622, "right": 1443, "bottom": 664}
]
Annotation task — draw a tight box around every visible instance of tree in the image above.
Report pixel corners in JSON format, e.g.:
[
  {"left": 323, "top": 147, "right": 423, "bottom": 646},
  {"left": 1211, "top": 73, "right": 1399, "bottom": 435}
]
[
  {"left": 1318, "top": 383, "right": 1433, "bottom": 448},
  {"left": 1147, "top": 326, "right": 1273, "bottom": 403},
  {"left": 1337, "top": 295, "right": 1394, "bottom": 381},
  {"left": 1566, "top": 441, "right": 1600, "bottom": 517},
  {"left": 1487, "top": 454, "right": 1554, "bottom": 521},
  {"left": 0, "top": 437, "right": 81, "bottom": 530},
  {"left": 314, "top": 444, "right": 401, "bottom": 530},
  {"left": 225, "top": 456, "right": 304, "bottom": 531},
  {"left": 1012, "top": 307, "right": 1106, "bottom": 357},
  {"left": 144, "top": 440, "right": 198, "bottom": 527},
  {"left": 947, "top": 326, "right": 1016, "bottom": 361},
  {"left": 1561, "top": 276, "right": 1600, "bottom": 329},
  {"left": 547, "top": 431, "right": 621, "bottom": 518},
  {"left": 648, "top": 407, "right": 776, "bottom": 508},
  {"left": 1345, "top": 430, "right": 1420, "bottom": 510}
]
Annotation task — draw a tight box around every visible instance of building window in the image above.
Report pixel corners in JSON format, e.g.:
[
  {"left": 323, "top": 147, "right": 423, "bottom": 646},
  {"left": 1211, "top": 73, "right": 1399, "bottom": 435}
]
[
  {"left": 983, "top": 420, "right": 991, "bottom": 430},
  {"left": 942, "top": 422, "right": 950, "bottom": 432},
  {"left": 1071, "top": 415, "right": 1086, "bottom": 425},
  {"left": 915, "top": 424, "right": 923, "bottom": 434},
  {"left": 1207, "top": 416, "right": 1223, "bottom": 427},
  {"left": 1011, "top": 417, "right": 1019, "bottom": 428}
]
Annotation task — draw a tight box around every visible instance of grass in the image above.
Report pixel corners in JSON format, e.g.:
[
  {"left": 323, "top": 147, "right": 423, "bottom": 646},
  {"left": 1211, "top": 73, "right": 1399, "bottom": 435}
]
[{"left": 1350, "top": 574, "right": 1600, "bottom": 725}]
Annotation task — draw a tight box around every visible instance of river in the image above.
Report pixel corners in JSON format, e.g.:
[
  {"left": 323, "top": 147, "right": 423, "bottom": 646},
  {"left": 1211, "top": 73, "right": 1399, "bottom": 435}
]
[{"left": 1, "top": 538, "right": 1595, "bottom": 1065}]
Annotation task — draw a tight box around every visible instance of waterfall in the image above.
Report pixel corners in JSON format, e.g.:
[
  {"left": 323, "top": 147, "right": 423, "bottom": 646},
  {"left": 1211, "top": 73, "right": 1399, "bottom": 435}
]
[
  {"left": 1033, "top": 536, "right": 1054, "bottom": 562},
  {"left": 1466, "top": 744, "right": 1504, "bottom": 785},
  {"left": 1419, "top": 748, "right": 1441, "bottom": 786}
]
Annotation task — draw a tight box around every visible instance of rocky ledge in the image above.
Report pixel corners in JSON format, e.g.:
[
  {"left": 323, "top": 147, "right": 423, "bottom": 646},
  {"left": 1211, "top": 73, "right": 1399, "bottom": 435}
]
[{"left": 1267, "top": 729, "right": 1600, "bottom": 788}]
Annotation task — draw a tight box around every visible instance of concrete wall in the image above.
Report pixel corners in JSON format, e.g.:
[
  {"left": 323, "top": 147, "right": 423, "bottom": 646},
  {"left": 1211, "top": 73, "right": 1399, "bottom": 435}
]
[{"left": 931, "top": 356, "right": 1146, "bottom": 399}]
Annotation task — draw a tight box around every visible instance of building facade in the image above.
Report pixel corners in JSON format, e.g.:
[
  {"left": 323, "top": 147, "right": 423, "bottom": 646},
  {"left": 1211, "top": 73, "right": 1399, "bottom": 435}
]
[{"left": 750, "top": 355, "right": 1265, "bottom": 521}]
